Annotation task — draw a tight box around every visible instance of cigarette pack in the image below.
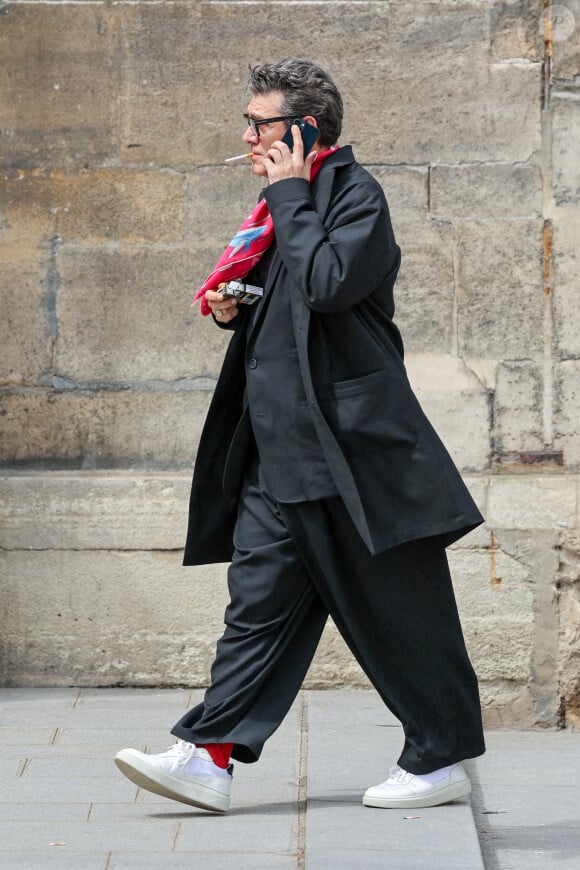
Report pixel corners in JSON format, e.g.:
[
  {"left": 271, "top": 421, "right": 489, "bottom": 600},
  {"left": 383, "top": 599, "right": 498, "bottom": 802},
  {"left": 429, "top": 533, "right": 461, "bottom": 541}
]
[{"left": 219, "top": 280, "right": 264, "bottom": 306}]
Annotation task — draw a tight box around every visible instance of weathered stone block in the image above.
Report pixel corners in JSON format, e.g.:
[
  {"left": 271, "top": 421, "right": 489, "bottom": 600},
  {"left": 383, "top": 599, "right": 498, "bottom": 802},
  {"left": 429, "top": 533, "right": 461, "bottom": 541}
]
[
  {"left": 417, "top": 388, "right": 491, "bottom": 471},
  {"left": 117, "top": 2, "right": 269, "bottom": 166},
  {"left": 487, "top": 475, "right": 577, "bottom": 529},
  {"left": 369, "top": 167, "right": 429, "bottom": 225},
  {"left": 559, "top": 585, "right": 580, "bottom": 728},
  {"left": 406, "top": 353, "right": 496, "bottom": 396},
  {"left": 554, "top": 360, "right": 580, "bottom": 468},
  {"left": 493, "top": 361, "right": 544, "bottom": 453},
  {"left": 553, "top": 218, "right": 580, "bottom": 359},
  {"left": 0, "top": 2, "right": 544, "bottom": 169},
  {"left": 0, "top": 547, "right": 370, "bottom": 689},
  {"left": 0, "top": 6, "right": 118, "bottom": 169},
  {"left": 491, "top": 0, "right": 545, "bottom": 60},
  {"left": 0, "top": 470, "right": 570, "bottom": 715},
  {"left": 456, "top": 527, "right": 559, "bottom": 726},
  {"left": 391, "top": 223, "right": 455, "bottom": 354},
  {"left": 55, "top": 245, "right": 231, "bottom": 383},
  {"left": 559, "top": 530, "right": 580, "bottom": 586},
  {"left": 184, "top": 167, "right": 259, "bottom": 249},
  {"left": 346, "top": 6, "right": 542, "bottom": 163},
  {"left": 518, "top": 528, "right": 562, "bottom": 726},
  {"left": 407, "top": 354, "right": 492, "bottom": 471},
  {"left": 484, "top": 61, "right": 542, "bottom": 158},
  {"left": 0, "top": 169, "right": 184, "bottom": 247},
  {"left": 0, "top": 549, "right": 229, "bottom": 686},
  {"left": 552, "top": 96, "right": 580, "bottom": 206},
  {"left": 58, "top": 170, "right": 185, "bottom": 244},
  {"left": 113, "top": 3, "right": 542, "bottom": 166},
  {"left": 0, "top": 389, "right": 212, "bottom": 467},
  {"left": 551, "top": 0, "right": 580, "bottom": 80},
  {"left": 459, "top": 527, "right": 560, "bottom": 726},
  {"left": 456, "top": 220, "right": 544, "bottom": 359},
  {"left": 449, "top": 548, "right": 532, "bottom": 620},
  {"left": 558, "top": 530, "right": 580, "bottom": 727},
  {"left": 0, "top": 248, "right": 52, "bottom": 385},
  {"left": 430, "top": 163, "right": 543, "bottom": 221},
  {"left": 0, "top": 473, "right": 191, "bottom": 551},
  {"left": 0, "top": 170, "right": 56, "bottom": 248},
  {"left": 479, "top": 681, "right": 536, "bottom": 726},
  {"left": 463, "top": 616, "right": 535, "bottom": 680}
]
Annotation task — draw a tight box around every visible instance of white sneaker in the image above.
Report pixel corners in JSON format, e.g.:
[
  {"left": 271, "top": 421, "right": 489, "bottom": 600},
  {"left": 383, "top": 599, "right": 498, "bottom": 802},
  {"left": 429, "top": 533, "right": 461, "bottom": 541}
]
[
  {"left": 363, "top": 762, "right": 471, "bottom": 809},
  {"left": 114, "top": 740, "right": 233, "bottom": 812}
]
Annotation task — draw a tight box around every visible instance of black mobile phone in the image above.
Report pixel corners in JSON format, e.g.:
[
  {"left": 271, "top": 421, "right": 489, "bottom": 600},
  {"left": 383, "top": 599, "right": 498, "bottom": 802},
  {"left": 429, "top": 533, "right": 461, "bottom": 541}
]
[{"left": 281, "top": 118, "right": 320, "bottom": 155}]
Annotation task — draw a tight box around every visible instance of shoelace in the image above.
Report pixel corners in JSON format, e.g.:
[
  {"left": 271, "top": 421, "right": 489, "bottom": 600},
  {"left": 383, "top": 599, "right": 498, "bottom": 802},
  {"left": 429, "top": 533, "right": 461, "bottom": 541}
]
[
  {"left": 387, "top": 764, "right": 414, "bottom": 784},
  {"left": 158, "top": 740, "right": 197, "bottom": 767}
]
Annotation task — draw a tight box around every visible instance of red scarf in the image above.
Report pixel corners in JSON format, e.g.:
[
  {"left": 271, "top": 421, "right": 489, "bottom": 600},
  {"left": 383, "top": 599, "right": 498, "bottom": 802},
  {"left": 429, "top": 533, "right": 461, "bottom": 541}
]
[{"left": 193, "top": 147, "right": 338, "bottom": 315}]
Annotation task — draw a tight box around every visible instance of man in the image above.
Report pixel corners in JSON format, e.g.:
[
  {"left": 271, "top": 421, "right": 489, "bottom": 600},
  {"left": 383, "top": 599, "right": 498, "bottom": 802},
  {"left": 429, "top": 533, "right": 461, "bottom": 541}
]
[{"left": 115, "top": 59, "right": 485, "bottom": 813}]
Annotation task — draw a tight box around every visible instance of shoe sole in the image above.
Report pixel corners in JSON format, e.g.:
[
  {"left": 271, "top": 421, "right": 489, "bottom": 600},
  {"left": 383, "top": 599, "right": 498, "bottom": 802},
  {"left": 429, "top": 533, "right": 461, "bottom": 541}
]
[
  {"left": 362, "top": 778, "right": 471, "bottom": 809},
  {"left": 114, "top": 751, "right": 230, "bottom": 813}
]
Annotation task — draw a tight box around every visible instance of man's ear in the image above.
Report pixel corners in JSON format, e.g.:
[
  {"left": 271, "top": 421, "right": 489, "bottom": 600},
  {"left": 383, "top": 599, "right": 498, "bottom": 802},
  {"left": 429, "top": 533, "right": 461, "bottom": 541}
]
[{"left": 302, "top": 115, "right": 319, "bottom": 129}]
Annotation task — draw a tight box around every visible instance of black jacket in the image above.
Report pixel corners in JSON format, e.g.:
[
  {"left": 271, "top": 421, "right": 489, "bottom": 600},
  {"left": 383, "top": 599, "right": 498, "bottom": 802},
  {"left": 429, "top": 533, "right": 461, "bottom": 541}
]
[{"left": 183, "top": 146, "right": 483, "bottom": 565}]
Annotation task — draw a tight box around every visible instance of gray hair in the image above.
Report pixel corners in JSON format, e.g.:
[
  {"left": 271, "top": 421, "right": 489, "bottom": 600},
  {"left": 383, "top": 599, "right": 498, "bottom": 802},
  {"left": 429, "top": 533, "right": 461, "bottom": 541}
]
[{"left": 248, "top": 59, "right": 343, "bottom": 147}]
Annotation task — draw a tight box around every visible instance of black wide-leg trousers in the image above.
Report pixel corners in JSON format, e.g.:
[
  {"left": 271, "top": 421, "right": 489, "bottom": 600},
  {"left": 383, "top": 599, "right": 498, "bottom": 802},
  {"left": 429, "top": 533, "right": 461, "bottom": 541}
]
[{"left": 172, "top": 460, "right": 486, "bottom": 773}]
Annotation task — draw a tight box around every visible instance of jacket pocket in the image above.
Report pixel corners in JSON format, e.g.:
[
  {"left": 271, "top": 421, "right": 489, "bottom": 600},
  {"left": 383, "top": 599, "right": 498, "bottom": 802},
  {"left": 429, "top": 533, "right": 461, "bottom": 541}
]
[{"left": 330, "top": 368, "right": 417, "bottom": 447}]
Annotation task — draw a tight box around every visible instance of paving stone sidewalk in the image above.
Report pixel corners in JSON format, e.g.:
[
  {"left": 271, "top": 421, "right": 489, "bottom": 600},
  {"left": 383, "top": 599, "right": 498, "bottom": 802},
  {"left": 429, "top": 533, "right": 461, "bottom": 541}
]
[{"left": 1, "top": 688, "right": 579, "bottom": 869}]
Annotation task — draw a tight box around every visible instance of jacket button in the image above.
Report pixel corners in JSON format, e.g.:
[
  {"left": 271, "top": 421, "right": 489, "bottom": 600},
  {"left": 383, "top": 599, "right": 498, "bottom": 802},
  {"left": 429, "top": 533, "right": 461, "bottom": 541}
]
[{"left": 248, "top": 358, "right": 258, "bottom": 369}]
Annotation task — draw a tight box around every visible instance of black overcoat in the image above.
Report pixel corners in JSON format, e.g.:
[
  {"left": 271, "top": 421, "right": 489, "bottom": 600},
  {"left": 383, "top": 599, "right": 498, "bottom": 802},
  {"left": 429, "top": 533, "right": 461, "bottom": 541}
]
[{"left": 183, "top": 146, "right": 483, "bottom": 565}]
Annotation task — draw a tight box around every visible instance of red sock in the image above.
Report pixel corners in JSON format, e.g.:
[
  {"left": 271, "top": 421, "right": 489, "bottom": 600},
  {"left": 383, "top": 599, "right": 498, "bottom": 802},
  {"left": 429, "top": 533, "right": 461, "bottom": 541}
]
[{"left": 197, "top": 742, "right": 233, "bottom": 769}]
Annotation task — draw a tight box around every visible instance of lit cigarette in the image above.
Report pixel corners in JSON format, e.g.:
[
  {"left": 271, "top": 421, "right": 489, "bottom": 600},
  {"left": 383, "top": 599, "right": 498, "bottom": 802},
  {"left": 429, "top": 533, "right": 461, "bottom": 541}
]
[{"left": 225, "top": 152, "right": 253, "bottom": 163}]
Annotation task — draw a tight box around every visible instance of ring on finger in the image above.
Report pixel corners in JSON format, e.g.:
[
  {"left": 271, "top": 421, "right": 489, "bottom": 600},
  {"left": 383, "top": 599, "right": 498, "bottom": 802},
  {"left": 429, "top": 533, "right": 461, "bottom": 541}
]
[{"left": 216, "top": 309, "right": 223, "bottom": 317}]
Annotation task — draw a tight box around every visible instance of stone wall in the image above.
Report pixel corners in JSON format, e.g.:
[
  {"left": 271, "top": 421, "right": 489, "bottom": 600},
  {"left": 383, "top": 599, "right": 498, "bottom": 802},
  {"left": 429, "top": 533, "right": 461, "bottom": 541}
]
[{"left": 1, "top": 0, "right": 579, "bottom": 727}]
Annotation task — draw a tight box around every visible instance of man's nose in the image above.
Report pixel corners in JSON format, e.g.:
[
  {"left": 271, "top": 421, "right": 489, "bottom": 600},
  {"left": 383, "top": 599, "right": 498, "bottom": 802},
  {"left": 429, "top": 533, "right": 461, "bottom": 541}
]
[{"left": 243, "top": 126, "right": 258, "bottom": 145}]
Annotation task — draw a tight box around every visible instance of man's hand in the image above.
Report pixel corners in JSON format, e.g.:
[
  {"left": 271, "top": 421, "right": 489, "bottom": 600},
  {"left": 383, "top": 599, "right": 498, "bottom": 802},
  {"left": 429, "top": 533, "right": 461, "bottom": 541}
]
[
  {"left": 205, "top": 289, "right": 239, "bottom": 324},
  {"left": 263, "top": 124, "right": 317, "bottom": 185}
]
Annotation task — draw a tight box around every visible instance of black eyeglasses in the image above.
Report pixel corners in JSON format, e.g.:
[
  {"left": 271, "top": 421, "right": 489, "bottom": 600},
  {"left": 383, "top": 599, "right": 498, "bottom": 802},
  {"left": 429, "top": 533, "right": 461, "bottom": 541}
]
[{"left": 243, "top": 113, "right": 295, "bottom": 137}]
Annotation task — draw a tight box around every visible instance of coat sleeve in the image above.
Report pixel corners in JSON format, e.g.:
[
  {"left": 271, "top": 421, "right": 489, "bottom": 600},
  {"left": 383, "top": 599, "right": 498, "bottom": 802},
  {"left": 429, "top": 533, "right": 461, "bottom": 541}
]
[{"left": 262, "top": 173, "right": 398, "bottom": 313}]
